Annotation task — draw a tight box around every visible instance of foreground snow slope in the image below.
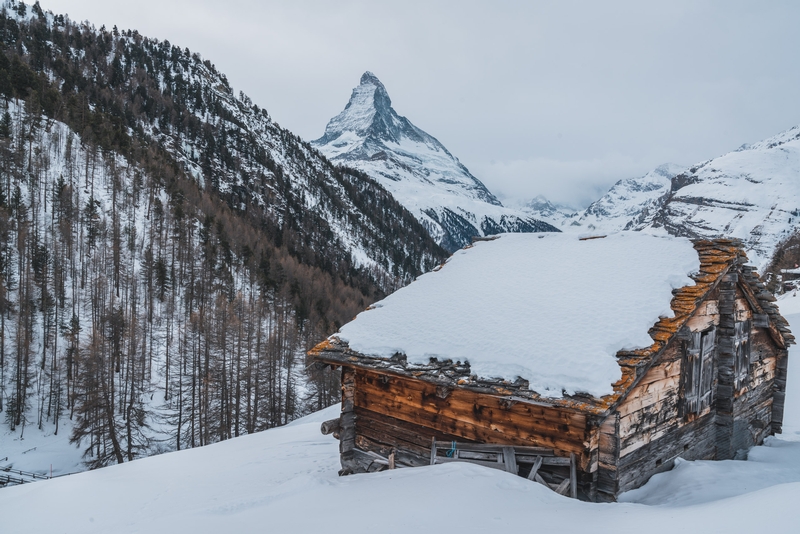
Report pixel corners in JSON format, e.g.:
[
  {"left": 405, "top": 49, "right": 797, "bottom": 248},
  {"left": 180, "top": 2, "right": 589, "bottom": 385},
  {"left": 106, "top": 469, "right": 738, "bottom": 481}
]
[{"left": 1, "top": 303, "right": 799, "bottom": 533}]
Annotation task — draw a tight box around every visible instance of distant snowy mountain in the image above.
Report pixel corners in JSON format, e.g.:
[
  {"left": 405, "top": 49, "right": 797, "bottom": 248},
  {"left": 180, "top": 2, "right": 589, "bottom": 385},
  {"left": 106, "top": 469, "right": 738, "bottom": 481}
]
[
  {"left": 312, "top": 72, "right": 557, "bottom": 251},
  {"left": 571, "top": 163, "right": 686, "bottom": 232},
  {"left": 566, "top": 125, "right": 800, "bottom": 270},
  {"left": 521, "top": 195, "right": 579, "bottom": 228},
  {"left": 648, "top": 127, "right": 800, "bottom": 268}
]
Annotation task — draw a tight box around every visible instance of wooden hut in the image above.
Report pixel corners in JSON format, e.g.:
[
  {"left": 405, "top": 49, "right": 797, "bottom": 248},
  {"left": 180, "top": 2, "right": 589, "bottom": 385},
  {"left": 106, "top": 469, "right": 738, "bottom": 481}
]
[{"left": 309, "top": 233, "right": 793, "bottom": 501}]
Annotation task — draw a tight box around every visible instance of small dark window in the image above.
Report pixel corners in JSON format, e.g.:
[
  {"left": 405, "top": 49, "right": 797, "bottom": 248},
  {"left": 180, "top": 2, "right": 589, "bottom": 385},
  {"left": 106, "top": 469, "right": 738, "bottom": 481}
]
[
  {"left": 734, "top": 320, "right": 751, "bottom": 388},
  {"left": 683, "top": 327, "right": 716, "bottom": 415}
]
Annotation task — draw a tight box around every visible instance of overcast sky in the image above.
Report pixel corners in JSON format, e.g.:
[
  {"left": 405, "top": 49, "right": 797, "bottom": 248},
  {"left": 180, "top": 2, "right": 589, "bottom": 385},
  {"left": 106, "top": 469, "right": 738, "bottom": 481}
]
[{"left": 40, "top": 0, "right": 800, "bottom": 208}]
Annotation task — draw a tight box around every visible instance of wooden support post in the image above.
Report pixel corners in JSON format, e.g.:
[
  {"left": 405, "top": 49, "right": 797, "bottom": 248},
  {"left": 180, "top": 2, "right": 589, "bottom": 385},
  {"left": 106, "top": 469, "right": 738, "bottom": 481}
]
[
  {"left": 570, "top": 452, "right": 577, "bottom": 499},
  {"left": 773, "top": 348, "right": 789, "bottom": 434},
  {"left": 338, "top": 367, "right": 358, "bottom": 475},
  {"left": 502, "top": 446, "right": 518, "bottom": 474},
  {"left": 716, "top": 276, "right": 737, "bottom": 460},
  {"left": 430, "top": 437, "right": 437, "bottom": 465}
]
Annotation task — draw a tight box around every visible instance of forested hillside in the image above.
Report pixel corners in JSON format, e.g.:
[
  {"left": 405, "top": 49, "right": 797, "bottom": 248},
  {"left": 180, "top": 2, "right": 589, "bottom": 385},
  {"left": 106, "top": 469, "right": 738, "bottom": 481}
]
[{"left": 0, "top": 0, "right": 446, "bottom": 470}]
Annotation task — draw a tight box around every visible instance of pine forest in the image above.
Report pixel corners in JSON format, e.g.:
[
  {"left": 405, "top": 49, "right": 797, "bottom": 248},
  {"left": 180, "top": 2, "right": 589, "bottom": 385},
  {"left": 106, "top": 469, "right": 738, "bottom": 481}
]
[{"left": 0, "top": 1, "right": 447, "bottom": 469}]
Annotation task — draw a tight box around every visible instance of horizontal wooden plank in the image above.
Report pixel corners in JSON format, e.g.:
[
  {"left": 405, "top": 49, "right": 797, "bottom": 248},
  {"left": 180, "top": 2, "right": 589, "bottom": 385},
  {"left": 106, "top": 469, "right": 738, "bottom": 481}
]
[
  {"left": 354, "top": 370, "right": 588, "bottom": 452},
  {"left": 355, "top": 407, "right": 455, "bottom": 457},
  {"left": 517, "top": 455, "right": 571, "bottom": 466},
  {"left": 433, "top": 441, "right": 555, "bottom": 456},
  {"left": 356, "top": 369, "right": 586, "bottom": 428},
  {"left": 356, "top": 388, "right": 586, "bottom": 454}
]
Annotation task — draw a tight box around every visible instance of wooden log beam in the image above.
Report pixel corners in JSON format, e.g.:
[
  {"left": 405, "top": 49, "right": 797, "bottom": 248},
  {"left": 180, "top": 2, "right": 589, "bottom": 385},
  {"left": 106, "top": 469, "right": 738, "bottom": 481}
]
[
  {"left": 320, "top": 418, "right": 340, "bottom": 436},
  {"left": 570, "top": 452, "right": 578, "bottom": 499}
]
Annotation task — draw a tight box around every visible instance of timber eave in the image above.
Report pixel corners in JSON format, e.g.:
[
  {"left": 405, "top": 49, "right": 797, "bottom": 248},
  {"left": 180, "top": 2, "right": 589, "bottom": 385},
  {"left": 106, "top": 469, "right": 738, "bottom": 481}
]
[{"left": 309, "top": 339, "right": 605, "bottom": 415}]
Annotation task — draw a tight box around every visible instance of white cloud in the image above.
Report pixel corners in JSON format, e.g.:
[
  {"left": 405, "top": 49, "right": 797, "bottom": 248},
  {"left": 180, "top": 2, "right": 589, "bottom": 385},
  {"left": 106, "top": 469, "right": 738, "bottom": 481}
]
[{"left": 473, "top": 155, "right": 656, "bottom": 209}]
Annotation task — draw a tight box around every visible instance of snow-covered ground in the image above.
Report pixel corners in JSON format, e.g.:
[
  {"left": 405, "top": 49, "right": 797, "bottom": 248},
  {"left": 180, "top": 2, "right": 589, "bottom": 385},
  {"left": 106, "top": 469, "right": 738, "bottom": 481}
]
[{"left": 1, "top": 300, "right": 799, "bottom": 533}]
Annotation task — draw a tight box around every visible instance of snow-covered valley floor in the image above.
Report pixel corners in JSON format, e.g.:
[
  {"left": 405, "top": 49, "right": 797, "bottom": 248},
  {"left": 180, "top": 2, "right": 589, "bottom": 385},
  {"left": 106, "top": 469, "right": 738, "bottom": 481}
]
[{"left": 3, "top": 299, "right": 800, "bottom": 533}]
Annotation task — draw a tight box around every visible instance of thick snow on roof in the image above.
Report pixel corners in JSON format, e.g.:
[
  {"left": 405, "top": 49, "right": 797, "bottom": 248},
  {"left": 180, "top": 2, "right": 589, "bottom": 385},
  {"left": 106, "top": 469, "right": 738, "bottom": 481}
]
[{"left": 336, "top": 232, "right": 700, "bottom": 398}]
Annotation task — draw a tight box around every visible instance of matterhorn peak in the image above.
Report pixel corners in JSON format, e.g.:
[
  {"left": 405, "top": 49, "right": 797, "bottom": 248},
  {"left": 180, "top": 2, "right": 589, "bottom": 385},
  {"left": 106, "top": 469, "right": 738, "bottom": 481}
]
[
  {"left": 312, "top": 72, "right": 558, "bottom": 251},
  {"left": 314, "top": 71, "right": 398, "bottom": 145},
  {"left": 360, "top": 71, "right": 383, "bottom": 87}
]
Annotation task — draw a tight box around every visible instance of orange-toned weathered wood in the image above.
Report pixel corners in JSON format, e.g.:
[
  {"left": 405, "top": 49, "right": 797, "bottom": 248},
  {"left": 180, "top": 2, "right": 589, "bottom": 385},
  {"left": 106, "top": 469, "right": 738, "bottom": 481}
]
[{"left": 353, "top": 369, "right": 589, "bottom": 457}]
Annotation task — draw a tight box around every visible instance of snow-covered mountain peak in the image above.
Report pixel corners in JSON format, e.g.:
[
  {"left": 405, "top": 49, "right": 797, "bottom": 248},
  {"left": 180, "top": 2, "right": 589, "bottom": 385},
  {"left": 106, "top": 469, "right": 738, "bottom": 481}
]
[
  {"left": 360, "top": 70, "right": 382, "bottom": 86},
  {"left": 317, "top": 71, "right": 441, "bottom": 151},
  {"left": 318, "top": 71, "right": 393, "bottom": 144},
  {"left": 312, "top": 72, "right": 557, "bottom": 250},
  {"left": 568, "top": 163, "right": 686, "bottom": 233},
  {"left": 521, "top": 195, "right": 579, "bottom": 228}
]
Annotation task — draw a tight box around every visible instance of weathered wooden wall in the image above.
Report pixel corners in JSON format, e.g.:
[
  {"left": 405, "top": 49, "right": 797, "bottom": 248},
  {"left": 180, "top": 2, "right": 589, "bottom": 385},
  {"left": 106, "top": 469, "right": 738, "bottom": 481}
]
[
  {"left": 603, "top": 338, "right": 718, "bottom": 498},
  {"left": 343, "top": 368, "right": 592, "bottom": 485},
  {"left": 597, "top": 282, "right": 783, "bottom": 499},
  {"left": 730, "top": 327, "right": 778, "bottom": 455}
]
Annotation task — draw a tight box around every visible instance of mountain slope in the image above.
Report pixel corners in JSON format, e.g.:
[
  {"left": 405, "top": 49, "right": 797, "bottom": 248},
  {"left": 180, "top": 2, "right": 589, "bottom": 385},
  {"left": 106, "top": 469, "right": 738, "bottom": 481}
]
[
  {"left": 564, "top": 124, "right": 800, "bottom": 273},
  {"left": 646, "top": 127, "right": 800, "bottom": 269},
  {"left": 312, "top": 72, "right": 558, "bottom": 251},
  {"left": 0, "top": 0, "right": 446, "bottom": 472},
  {"left": 571, "top": 163, "right": 686, "bottom": 232}
]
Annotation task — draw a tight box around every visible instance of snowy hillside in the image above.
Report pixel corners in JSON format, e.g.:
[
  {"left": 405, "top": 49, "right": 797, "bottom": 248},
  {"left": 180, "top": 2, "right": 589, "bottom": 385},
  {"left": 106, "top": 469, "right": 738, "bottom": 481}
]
[
  {"left": 0, "top": 0, "right": 447, "bottom": 476},
  {"left": 567, "top": 125, "right": 800, "bottom": 270},
  {"left": 648, "top": 126, "right": 800, "bottom": 269},
  {"left": 312, "top": 72, "right": 557, "bottom": 251},
  {"left": 2, "top": 297, "right": 799, "bottom": 533}
]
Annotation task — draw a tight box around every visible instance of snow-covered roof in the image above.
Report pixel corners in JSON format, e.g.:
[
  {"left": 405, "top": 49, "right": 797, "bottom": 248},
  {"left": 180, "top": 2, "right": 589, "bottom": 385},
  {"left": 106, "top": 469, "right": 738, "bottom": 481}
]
[{"left": 335, "top": 232, "right": 701, "bottom": 398}]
